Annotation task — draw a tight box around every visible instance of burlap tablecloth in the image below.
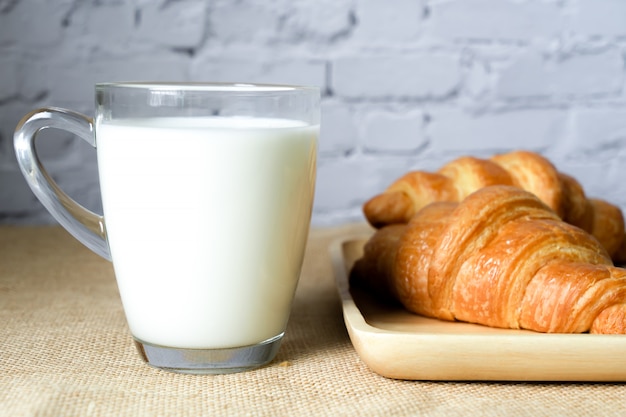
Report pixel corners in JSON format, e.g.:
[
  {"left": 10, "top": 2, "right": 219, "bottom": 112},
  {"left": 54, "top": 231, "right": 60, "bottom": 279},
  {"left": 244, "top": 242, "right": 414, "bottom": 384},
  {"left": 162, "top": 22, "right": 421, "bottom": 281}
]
[{"left": 1, "top": 224, "right": 625, "bottom": 417}]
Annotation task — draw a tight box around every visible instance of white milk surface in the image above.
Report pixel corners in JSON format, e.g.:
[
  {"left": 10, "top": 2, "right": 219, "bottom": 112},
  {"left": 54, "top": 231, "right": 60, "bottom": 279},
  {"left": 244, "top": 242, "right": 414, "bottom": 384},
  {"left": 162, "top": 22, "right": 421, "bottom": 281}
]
[{"left": 96, "top": 117, "right": 318, "bottom": 349}]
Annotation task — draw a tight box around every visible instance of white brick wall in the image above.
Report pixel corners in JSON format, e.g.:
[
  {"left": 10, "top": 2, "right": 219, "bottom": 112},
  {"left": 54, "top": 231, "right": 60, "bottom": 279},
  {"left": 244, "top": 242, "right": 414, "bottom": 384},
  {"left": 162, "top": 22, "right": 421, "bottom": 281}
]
[
  {"left": 1, "top": 0, "right": 625, "bottom": 227},
  {"left": 333, "top": 54, "right": 462, "bottom": 99}
]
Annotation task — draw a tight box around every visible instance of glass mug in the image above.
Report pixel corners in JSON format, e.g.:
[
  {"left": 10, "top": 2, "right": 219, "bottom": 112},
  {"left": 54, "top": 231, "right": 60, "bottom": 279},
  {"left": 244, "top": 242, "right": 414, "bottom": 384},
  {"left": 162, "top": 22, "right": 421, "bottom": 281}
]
[{"left": 14, "top": 82, "right": 319, "bottom": 374}]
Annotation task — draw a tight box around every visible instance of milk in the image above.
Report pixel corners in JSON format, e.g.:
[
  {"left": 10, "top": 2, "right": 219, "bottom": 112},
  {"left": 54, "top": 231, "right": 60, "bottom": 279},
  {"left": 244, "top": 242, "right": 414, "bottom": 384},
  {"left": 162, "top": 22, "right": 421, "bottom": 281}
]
[{"left": 96, "top": 117, "right": 318, "bottom": 349}]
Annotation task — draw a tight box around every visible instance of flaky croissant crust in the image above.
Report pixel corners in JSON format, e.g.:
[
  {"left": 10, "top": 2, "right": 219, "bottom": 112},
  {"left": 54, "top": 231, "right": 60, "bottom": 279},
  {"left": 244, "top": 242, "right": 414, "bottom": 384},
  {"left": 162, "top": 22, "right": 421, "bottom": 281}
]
[
  {"left": 352, "top": 186, "right": 626, "bottom": 334},
  {"left": 363, "top": 150, "right": 626, "bottom": 262}
]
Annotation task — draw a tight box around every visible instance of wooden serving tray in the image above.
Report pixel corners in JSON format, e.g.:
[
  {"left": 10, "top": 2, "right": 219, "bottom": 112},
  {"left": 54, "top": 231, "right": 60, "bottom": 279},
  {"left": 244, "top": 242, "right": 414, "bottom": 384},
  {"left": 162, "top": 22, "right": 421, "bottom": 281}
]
[{"left": 330, "top": 235, "right": 626, "bottom": 381}]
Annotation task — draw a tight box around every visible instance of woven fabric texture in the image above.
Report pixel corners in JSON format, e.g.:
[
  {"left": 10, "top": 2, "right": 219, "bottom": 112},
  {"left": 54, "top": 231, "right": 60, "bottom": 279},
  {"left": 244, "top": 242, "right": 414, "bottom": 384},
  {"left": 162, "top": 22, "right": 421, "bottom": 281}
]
[{"left": 1, "top": 225, "right": 625, "bottom": 417}]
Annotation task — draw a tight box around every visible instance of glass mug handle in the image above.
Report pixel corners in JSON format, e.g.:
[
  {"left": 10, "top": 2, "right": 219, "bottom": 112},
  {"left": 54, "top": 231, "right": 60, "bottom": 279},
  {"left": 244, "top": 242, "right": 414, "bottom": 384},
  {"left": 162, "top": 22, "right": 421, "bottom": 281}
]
[{"left": 13, "top": 107, "right": 111, "bottom": 261}]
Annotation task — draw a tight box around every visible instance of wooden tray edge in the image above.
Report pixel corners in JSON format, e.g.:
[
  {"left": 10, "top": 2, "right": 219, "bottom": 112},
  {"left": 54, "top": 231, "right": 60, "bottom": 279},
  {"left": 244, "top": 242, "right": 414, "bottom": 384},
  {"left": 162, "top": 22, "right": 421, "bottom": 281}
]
[{"left": 329, "top": 235, "right": 626, "bottom": 382}]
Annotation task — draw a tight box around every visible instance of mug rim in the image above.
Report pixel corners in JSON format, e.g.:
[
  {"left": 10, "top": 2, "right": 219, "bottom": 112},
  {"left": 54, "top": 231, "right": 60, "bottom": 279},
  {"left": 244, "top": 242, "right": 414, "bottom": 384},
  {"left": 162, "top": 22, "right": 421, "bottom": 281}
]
[{"left": 95, "top": 82, "right": 319, "bottom": 93}]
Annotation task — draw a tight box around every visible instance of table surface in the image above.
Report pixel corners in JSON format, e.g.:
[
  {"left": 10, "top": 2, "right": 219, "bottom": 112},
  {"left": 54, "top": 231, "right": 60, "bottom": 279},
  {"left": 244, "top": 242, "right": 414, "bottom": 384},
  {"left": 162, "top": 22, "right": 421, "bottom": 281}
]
[{"left": 2, "top": 224, "right": 626, "bottom": 417}]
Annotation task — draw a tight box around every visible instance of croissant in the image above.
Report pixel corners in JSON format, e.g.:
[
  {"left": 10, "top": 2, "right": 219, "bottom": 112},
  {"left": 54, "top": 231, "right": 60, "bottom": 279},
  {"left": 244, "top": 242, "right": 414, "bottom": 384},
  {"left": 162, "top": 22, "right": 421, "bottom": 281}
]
[
  {"left": 351, "top": 185, "right": 626, "bottom": 334},
  {"left": 363, "top": 150, "right": 626, "bottom": 262}
]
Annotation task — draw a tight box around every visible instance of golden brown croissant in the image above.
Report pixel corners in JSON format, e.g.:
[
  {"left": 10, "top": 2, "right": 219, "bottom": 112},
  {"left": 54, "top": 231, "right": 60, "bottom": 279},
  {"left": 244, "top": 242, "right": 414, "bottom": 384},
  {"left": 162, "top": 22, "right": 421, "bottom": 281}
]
[
  {"left": 352, "top": 185, "right": 626, "bottom": 334},
  {"left": 363, "top": 150, "right": 626, "bottom": 262}
]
